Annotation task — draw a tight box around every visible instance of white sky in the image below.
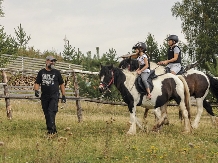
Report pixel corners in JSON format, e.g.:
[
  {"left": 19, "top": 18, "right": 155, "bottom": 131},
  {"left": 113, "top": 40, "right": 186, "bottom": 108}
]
[{"left": 1, "top": 0, "right": 184, "bottom": 57}]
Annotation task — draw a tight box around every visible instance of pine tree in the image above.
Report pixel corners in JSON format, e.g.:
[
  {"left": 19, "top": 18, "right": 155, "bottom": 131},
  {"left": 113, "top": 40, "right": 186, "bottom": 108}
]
[
  {"left": 0, "top": 26, "right": 18, "bottom": 55},
  {"left": 62, "top": 40, "right": 75, "bottom": 61},
  {"left": 14, "top": 23, "right": 31, "bottom": 49},
  {"left": 0, "top": 27, "right": 18, "bottom": 67},
  {"left": 159, "top": 37, "right": 169, "bottom": 62},
  {"left": 145, "top": 33, "right": 160, "bottom": 62}
]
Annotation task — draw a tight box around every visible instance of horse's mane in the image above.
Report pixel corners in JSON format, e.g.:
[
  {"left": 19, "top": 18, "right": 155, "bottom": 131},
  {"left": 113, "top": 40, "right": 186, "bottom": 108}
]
[
  {"left": 113, "top": 67, "right": 137, "bottom": 78},
  {"left": 112, "top": 67, "right": 137, "bottom": 87}
]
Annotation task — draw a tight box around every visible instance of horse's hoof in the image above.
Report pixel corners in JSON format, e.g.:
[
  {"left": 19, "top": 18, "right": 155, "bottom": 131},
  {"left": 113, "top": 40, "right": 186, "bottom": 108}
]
[
  {"left": 163, "top": 118, "right": 169, "bottom": 125},
  {"left": 151, "top": 127, "right": 160, "bottom": 133},
  {"left": 191, "top": 124, "right": 198, "bottom": 129},
  {"left": 181, "top": 130, "right": 191, "bottom": 134},
  {"left": 127, "top": 131, "right": 136, "bottom": 135}
]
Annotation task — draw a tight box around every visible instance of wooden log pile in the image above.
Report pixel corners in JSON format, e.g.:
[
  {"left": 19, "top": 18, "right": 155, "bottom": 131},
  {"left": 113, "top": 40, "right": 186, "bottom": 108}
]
[
  {"left": 6, "top": 73, "right": 72, "bottom": 89},
  {"left": 7, "top": 75, "right": 36, "bottom": 88}
]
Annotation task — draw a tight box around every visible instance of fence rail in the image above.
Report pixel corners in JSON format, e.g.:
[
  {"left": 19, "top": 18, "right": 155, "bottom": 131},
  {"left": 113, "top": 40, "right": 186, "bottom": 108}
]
[{"left": 1, "top": 54, "right": 83, "bottom": 74}]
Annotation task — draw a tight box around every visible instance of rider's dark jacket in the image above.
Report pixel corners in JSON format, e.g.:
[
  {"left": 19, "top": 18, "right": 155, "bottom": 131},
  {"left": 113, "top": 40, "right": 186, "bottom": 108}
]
[{"left": 167, "top": 45, "right": 181, "bottom": 63}]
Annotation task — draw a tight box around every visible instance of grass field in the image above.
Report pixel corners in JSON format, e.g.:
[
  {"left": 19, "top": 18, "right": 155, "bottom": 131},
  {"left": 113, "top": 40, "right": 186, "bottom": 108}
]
[{"left": 0, "top": 99, "right": 218, "bottom": 163}]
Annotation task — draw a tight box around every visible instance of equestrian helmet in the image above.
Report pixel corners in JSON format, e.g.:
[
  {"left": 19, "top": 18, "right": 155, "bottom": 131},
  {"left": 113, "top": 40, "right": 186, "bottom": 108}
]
[
  {"left": 167, "top": 35, "right": 179, "bottom": 43},
  {"left": 132, "top": 42, "right": 147, "bottom": 51}
]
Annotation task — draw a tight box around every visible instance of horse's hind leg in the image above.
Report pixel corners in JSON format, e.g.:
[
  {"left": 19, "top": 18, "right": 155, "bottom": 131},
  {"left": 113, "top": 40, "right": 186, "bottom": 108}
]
[
  {"left": 162, "top": 103, "right": 169, "bottom": 125},
  {"left": 179, "top": 102, "right": 192, "bottom": 133},
  {"left": 192, "top": 98, "right": 204, "bottom": 129},
  {"left": 203, "top": 99, "right": 218, "bottom": 127},
  {"left": 143, "top": 108, "right": 149, "bottom": 119}
]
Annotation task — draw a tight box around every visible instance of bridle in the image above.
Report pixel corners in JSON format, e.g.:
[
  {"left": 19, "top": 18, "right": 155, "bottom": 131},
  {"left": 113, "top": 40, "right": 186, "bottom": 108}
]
[{"left": 99, "top": 70, "right": 114, "bottom": 92}]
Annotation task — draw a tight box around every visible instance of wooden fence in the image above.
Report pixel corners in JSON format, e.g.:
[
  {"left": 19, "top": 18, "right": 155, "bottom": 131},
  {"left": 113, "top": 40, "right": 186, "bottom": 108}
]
[{"left": 2, "top": 54, "right": 83, "bottom": 73}]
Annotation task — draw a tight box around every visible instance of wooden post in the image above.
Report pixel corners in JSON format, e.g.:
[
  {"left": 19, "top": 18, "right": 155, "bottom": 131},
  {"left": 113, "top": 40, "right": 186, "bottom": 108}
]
[
  {"left": 73, "top": 71, "right": 83, "bottom": 122},
  {"left": 2, "top": 71, "right": 12, "bottom": 119}
]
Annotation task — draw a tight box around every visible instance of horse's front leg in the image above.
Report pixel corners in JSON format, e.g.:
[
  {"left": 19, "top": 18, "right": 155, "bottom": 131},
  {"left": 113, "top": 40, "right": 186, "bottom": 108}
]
[
  {"left": 152, "top": 104, "right": 168, "bottom": 131},
  {"left": 127, "top": 103, "right": 137, "bottom": 135},
  {"left": 135, "top": 116, "right": 145, "bottom": 131}
]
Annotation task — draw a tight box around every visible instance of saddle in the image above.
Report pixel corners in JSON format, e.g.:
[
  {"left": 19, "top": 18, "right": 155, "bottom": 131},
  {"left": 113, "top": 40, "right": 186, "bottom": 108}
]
[
  {"left": 165, "top": 66, "right": 185, "bottom": 75},
  {"left": 135, "top": 70, "right": 157, "bottom": 106},
  {"left": 135, "top": 69, "right": 157, "bottom": 95}
]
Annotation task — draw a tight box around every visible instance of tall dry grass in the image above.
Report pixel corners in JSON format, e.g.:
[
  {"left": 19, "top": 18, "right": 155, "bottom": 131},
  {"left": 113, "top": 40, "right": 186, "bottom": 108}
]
[{"left": 0, "top": 99, "right": 218, "bottom": 163}]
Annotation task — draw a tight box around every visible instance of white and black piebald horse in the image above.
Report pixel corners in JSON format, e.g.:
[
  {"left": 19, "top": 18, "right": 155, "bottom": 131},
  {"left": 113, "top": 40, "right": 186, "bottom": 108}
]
[
  {"left": 119, "top": 58, "right": 218, "bottom": 129},
  {"left": 99, "top": 65, "right": 192, "bottom": 134}
]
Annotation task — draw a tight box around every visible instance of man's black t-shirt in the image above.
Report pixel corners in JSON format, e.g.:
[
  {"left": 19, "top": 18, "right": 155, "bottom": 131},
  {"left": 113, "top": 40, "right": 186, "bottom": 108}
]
[{"left": 35, "top": 68, "right": 64, "bottom": 97}]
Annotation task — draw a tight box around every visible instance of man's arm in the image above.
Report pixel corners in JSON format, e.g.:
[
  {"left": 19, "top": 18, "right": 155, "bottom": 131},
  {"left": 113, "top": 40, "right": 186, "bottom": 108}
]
[
  {"left": 34, "top": 83, "right": 40, "bottom": 97},
  {"left": 34, "top": 83, "right": 40, "bottom": 91},
  {"left": 60, "top": 83, "right": 66, "bottom": 103},
  {"left": 60, "top": 83, "right": 65, "bottom": 96}
]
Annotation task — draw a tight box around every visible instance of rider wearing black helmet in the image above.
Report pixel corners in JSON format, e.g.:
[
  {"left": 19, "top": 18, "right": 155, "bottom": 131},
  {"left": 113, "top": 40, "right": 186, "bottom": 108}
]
[
  {"left": 132, "top": 42, "right": 147, "bottom": 52},
  {"left": 157, "top": 35, "right": 181, "bottom": 75},
  {"left": 133, "top": 42, "right": 151, "bottom": 99}
]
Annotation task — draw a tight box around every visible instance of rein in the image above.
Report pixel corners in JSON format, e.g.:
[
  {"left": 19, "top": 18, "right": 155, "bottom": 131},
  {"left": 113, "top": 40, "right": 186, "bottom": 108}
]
[
  {"left": 99, "top": 70, "right": 114, "bottom": 92},
  {"left": 152, "top": 65, "right": 166, "bottom": 77}
]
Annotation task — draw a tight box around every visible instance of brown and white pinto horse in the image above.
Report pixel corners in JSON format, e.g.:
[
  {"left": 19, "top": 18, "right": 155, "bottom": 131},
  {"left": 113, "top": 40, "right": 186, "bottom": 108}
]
[
  {"left": 119, "top": 58, "right": 218, "bottom": 129},
  {"left": 99, "top": 65, "right": 192, "bottom": 134}
]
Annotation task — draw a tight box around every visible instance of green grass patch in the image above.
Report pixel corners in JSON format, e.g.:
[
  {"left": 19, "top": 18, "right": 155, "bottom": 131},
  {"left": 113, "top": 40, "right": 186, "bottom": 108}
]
[{"left": 0, "top": 100, "right": 218, "bottom": 162}]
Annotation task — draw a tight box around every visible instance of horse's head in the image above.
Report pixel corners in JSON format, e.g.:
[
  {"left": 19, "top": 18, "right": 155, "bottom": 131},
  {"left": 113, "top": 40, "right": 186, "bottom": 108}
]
[{"left": 99, "top": 65, "right": 114, "bottom": 93}]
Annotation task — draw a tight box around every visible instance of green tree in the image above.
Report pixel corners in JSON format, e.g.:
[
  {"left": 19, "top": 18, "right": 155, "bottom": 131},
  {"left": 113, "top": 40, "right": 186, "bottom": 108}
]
[
  {"left": 0, "top": 27, "right": 18, "bottom": 55},
  {"left": 145, "top": 33, "right": 160, "bottom": 62},
  {"left": 62, "top": 39, "right": 84, "bottom": 65},
  {"left": 205, "top": 55, "right": 218, "bottom": 76},
  {"left": 159, "top": 38, "right": 169, "bottom": 62},
  {"left": 0, "top": 0, "right": 4, "bottom": 17},
  {"left": 14, "top": 23, "right": 31, "bottom": 49},
  {"left": 0, "top": 27, "right": 18, "bottom": 67},
  {"left": 62, "top": 40, "right": 75, "bottom": 61},
  {"left": 100, "top": 48, "right": 118, "bottom": 65},
  {"left": 171, "top": 0, "right": 218, "bottom": 70}
]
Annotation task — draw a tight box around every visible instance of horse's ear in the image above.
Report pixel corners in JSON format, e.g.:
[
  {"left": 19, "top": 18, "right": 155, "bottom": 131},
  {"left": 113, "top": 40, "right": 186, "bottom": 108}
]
[{"left": 100, "top": 63, "right": 103, "bottom": 68}]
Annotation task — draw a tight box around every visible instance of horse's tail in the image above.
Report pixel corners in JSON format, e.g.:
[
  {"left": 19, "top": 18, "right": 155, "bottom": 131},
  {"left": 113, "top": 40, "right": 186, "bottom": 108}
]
[
  {"left": 206, "top": 74, "right": 218, "bottom": 100},
  {"left": 177, "top": 75, "right": 191, "bottom": 119}
]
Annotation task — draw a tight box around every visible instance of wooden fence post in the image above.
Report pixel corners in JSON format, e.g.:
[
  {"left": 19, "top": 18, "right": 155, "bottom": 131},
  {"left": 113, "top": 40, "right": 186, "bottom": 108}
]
[
  {"left": 2, "top": 71, "right": 12, "bottom": 119},
  {"left": 73, "top": 71, "right": 83, "bottom": 122}
]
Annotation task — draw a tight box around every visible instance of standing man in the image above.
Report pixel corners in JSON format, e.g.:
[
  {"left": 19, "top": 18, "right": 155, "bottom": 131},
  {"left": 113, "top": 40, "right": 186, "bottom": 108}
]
[
  {"left": 157, "top": 35, "right": 182, "bottom": 75},
  {"left": 34, "top": 56, "right": 66, "bottom": 135}
]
